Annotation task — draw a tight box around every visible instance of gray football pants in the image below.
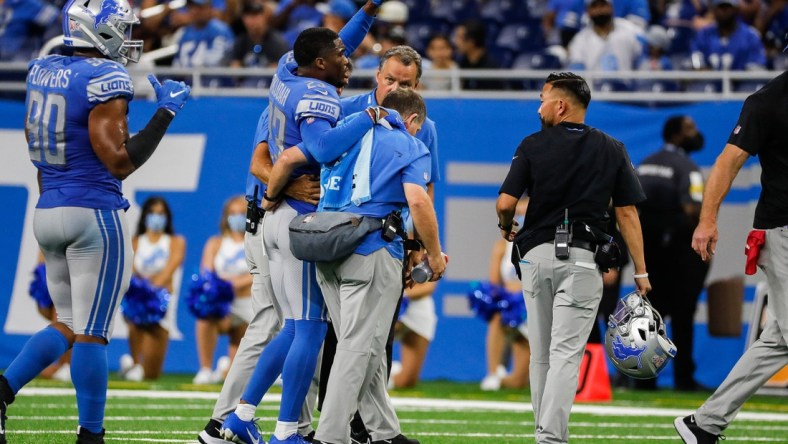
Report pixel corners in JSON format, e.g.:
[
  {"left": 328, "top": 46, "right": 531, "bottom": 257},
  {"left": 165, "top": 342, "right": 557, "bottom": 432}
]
[
  {"left": 315, "top": 249, "right": 403, "bottom": 444},
  {"left": 520, "top": 243, "right": 602, "bottom": 444},
  {"left": 210, "top": 224, "right": 319, "bottom": 433},
  {"left": 34, "top": 207, "right": 133, "bottom": 341},
  {"left": 695, "top": 227, "right": 788, "bottom": 435}
]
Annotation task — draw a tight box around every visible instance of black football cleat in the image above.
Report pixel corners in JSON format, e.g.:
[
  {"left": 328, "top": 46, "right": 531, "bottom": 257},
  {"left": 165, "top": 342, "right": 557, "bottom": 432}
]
[
  {"left": 371, "top": 434, "right": 420, "bottom": 444},
  {"left": 674, "top": 415, "right": 725, "bottom": 444},
  {"left": 197, "top": 418, "right": 226, "bottom": 444},
  {"left": 75, "top": 426, "right": 105, "bottom": 444}
]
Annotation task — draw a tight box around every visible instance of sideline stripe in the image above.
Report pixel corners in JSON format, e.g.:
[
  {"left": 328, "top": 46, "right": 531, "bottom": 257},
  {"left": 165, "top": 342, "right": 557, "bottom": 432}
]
[
  {"left": 18, "top": 387, "right": 788, "bottom": 422},
  {"left": 6, "top": 430, "right": 788, "bottom": 442}
]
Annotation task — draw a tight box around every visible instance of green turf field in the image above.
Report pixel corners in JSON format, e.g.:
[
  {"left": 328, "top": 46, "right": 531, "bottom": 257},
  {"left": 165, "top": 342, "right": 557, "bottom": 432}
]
[{"left": 4, "top": 376, "right": 787, "bottom": 443}]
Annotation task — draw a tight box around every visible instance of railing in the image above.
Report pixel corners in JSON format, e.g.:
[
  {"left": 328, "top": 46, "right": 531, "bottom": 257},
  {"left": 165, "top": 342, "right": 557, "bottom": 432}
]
[{"left": 4, "top": 60, "right": 780, "bottom": 102}]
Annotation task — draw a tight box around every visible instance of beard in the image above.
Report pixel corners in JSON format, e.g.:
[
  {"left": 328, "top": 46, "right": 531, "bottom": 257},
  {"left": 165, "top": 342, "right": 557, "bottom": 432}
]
[{"left": 540, "top": 117, "right": 553, "bottom": 129}]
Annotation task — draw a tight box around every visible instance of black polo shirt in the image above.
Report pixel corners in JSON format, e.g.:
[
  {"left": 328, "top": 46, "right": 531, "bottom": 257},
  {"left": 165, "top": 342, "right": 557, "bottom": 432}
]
[
  {"left": 637, "top": 144, "right": 704, "bottom": 237},
  {"left": 499, "top": 122, "right": 646, "bottom": 258},
  {"left": 727, "top": 70, "right": 788, "bottom": 229}
]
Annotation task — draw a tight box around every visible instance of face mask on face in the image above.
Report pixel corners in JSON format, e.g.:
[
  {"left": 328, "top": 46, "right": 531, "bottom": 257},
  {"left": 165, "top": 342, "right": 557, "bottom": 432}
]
[
  {"left": 227, "top": 214, "right": 247, "bottom": 233},
  {"left": 145, "top": 213, "right": 167, "bottom": 232},
  {"left": 591, "top": 13, "right": 613, "bottom": 27},
  {"left": 681, "top": 133, "right": 705, "bottom": 152}
]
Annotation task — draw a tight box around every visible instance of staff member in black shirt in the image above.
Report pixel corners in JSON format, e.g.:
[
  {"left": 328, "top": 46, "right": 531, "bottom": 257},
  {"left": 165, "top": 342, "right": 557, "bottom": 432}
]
[
  {"left": 496, "top": 72, "right": 651, "bottom": 444},
  {"left": 675, "top": 71, "right": 788, "bottom": 444},
  {"left": 636, "top": 115, "right": 709, "bottom": 392}
]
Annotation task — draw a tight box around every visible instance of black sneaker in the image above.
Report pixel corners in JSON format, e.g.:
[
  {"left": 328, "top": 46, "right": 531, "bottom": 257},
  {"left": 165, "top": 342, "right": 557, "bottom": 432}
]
[
  {"left": 350, "top": 425, "right": 371, "bottom": 444},
  {"left": 303, "top": 430, "right": 316, "bottom": 442},
  {"left": 371, "top": 434, "right": 420, "bottom": 444},
  {"left": 674, "top": 415, "right": 725, "bottom": 444},
  {"left": 197, "top": 419, "right": 226, "bottom": 444},
  {"left": 0, "top": 375, "right": 15, "bottom": 444},
  {"left": 75, "top": 426, "right": 105, "bottom": 444}
]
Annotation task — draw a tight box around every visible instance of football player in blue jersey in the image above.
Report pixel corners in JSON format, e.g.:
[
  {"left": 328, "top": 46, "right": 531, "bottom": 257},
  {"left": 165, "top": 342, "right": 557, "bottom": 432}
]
[
  {"left": 0, "top": 0, "right": 189, "bottom": 443},
  {"left": 218, "top": 4, "right": 385, "bottom": 444}
]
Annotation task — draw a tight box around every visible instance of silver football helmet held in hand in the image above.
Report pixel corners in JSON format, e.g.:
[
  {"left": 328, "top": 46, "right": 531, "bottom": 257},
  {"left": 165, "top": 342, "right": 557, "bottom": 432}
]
[
  {"left": 63, "top": 0, "right": 143, "bottom": 64},
  {"left": 605, "top": 292, "right": 677, "bottom": 379}
]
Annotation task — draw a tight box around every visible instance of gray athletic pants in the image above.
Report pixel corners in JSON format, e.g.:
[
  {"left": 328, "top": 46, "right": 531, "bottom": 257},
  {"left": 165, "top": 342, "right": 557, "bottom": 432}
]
[
  {"left": 210, "top": 218, "right": 318, "bottom": 434},
  {"left": 695, "top": 227, "right": 788, "bottom": 435},
  {"left": 520, "top": 243, "right": 602, "bottom": 444},
  {"left": 314, "top": 249, "right": 403, "bottom": 444},
  {"left": 34, "top": 207, "right": 133, "bottom": 340}
]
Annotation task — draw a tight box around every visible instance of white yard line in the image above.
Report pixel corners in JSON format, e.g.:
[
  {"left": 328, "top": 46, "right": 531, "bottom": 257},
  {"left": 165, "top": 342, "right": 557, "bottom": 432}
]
[{"left": 18, "top": 387, "right": 788, "bottom": 422}]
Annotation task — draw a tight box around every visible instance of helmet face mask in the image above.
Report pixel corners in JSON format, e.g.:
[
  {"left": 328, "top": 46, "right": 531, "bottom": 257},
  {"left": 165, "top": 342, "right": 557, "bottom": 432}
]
[
  {"left": 63, "top": 0, "right": 143, "bottom": 64},
  {"left": 605, "top": 292, "right": 677, "bottom": 379}
]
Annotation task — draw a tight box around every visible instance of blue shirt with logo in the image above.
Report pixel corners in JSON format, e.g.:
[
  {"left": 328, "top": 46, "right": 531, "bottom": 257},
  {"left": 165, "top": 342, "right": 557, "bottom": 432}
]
[
  {"left": 175, "top": 18, "right": 235, "bottom": 68},
  {"left": 26, "top": 55, "right": 134, "bottom": 210},
  {"left": 341, "top": 89, "right": 440, "bottom": 184},
  {"left": 0, "top": 0, "right": 59, "bottom": 61},
  {"left": 317, "top": 112, "right": 431, "bottom": 259}
]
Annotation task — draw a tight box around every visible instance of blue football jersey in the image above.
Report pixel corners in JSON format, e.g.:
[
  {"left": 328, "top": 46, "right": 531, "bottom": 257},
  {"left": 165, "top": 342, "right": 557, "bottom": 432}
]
[
  {"left": 25, "top": 55, "right": 134, "bottom": 210},
  {"left": 267, "top": 52, "right": 342, "bottom": 214}
]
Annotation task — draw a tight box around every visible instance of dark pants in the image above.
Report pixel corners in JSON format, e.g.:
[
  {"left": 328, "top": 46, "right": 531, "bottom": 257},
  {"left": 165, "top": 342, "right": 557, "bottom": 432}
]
[{"left": 636, "top": 231, "right": 709, "bottom": 390}]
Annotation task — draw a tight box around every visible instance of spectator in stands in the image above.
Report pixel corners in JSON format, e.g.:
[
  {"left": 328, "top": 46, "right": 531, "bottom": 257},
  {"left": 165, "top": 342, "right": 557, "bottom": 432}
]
[
  {"left": 230, "top": 0, "right": 289, "bottom": 83},
  {"left": 454, "top": 19, "right": 502, "bottom": 90},
  {"left": 638, "top": 25, "right": 674, "bottom": 71},
  {"left": 0, "top": 0, "right": 60, "bottom": 61},
  {"left": 568, "top": 0, "right": 644, "bottom": 71},
  {"left": 613, "top": 0, "right": 651, "bottom": 29},
  {"left": 423, "top": 34, "right": 458, "bottom": 91},
  {"left": 661, "top": 0, "right": 706, "bottom": 55},
  {"left": 543, "top": 0, "right": 585, "bottom": 48},
  {"left": 691, "top": 0, "right": 766, "bottom": 70},
  {"left": 271, "top": 0, "right": 324, "bottom": 46},
  {"left": 322, "top": 0, "right": 355, "bottom": 32},
  {"left": 175, "top": 0, "right": 235, "bottom": 85}
]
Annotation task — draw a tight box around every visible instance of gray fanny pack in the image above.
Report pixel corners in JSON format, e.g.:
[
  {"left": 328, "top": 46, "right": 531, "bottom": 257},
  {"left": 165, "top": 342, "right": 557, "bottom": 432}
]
[{"left": 288, "top": 212, "right": 383, "bottom": 262}]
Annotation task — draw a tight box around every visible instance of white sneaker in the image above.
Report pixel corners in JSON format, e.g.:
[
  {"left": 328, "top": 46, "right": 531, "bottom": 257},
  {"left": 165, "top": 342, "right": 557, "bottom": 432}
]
[
  {"left": 119, "top": 354, "right": 134, "bottom": 375},
  {"left": 388, "top": 361, "right": 403, "bottom": 390},
  {"left": 212, "top": 356, "right": 231, "bottom": 383},
  {"left": 193, "top": 367, "right": 214, "bottom": 385},
  {"left": 480, "top": 374, "right": 502, "bottom": 391},
  {"left": 125, "top": 364, "right": 144, "bottom": 382},
  {"left": 496, "top": 364, "right": 508, "bottom": 378},
  {"left": 52, "top": 363, "right": 71, "bottom": 383}
]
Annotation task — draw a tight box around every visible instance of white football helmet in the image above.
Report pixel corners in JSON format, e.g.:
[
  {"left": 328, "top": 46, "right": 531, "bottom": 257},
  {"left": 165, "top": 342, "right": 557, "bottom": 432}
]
[
  {"left": 63, "top": 0, "right": 143, "bottom": 64},
  {"left": 605, "top": 292, "right": 677, "bottom": 379}
]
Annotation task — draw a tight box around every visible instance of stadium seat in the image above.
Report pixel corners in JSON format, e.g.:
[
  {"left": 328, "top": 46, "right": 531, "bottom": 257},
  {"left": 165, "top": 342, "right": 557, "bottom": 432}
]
[
  {"left": 512, "top": 52, "right": 563, "bottom": 90},
  {"left": 400, "top": 0, "right": 431, "bottom": 21},
  {"left": 495, "top": 23, "right": 544, "bottom": 54},
  {"left": 431, "top": 0, "right": 480, "bottom": 25},
  {"left": 405, "top": 20, "right": 452, "bottom": 53},
  {"left": 487, "top": 46, "right": 516, "bottom": 69}
]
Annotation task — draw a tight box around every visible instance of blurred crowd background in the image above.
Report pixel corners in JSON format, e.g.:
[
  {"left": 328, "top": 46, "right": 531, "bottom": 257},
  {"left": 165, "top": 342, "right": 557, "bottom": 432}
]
[{"left": 2, "top": 0, "right": 788, "bottom": 93}]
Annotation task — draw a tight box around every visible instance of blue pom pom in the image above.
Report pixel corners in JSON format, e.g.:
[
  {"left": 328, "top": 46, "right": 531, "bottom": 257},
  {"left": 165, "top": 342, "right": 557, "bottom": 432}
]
[
  {"left": 498, "top": 290, "right": 527, "bottom": 329},
  {"left": 186, "top": 271, "right": 234, "bottom": 319},
  {"left": 28, "top": 263, "right": 53, "bottom": 310},
  {"left": 397, "top": 297, "right": 410, "bottom": 320},
  {"left": 120, "top": 276, "right": 170, "bottom": 326},
  {"left": 467, "top": 281, "right": 504, "bottom": 322}
]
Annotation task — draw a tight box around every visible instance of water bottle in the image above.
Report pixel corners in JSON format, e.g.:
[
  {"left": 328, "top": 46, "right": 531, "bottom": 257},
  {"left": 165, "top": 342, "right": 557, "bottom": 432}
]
[{"left": 411, "top": 253, "right": 448, "bottom": 283}]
